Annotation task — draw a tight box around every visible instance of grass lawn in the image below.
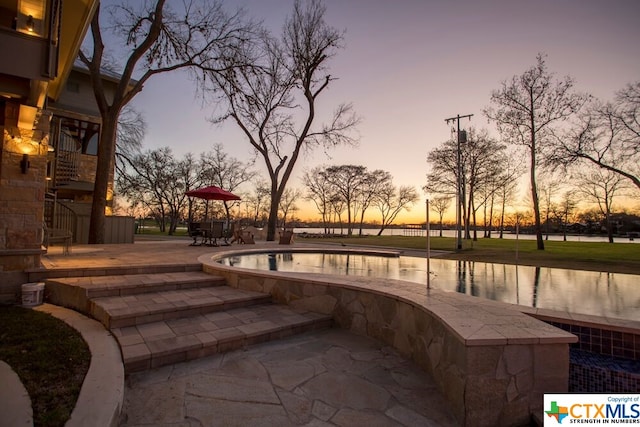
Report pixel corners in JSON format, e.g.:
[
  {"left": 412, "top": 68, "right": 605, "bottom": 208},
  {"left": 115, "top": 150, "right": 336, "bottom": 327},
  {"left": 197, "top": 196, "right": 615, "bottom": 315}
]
[
  {"left": 315, "top": 235, "right": 640, "bottom": 275},
  {"left": 0, "top": 306, "right": 90, "bottom": 427}
]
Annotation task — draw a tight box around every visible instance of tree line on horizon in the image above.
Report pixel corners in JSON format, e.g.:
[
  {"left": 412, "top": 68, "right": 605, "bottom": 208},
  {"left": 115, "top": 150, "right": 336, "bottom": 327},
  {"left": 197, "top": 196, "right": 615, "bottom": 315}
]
[{"left": 115, "top": 149, "right": 421, "bottom": 237}]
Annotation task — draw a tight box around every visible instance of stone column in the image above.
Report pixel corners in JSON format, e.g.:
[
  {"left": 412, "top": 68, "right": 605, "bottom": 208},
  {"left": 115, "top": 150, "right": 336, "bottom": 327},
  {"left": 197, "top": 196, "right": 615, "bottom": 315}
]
[{"left": 0, "top": 127, "right": 47, "bottom": 302}]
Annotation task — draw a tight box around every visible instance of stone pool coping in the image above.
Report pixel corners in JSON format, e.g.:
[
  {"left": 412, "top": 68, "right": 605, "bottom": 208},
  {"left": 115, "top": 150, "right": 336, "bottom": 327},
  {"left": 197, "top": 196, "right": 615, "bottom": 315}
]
[{"left": 199, "top": 247, "right": 579, "bottom": 426}]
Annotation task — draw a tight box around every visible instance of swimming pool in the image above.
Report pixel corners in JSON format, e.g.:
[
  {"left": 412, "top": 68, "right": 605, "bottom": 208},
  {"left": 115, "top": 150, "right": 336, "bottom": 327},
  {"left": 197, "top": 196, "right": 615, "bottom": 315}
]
[{"left": 217, "top": 251, "right": 640, "bottom": 322}]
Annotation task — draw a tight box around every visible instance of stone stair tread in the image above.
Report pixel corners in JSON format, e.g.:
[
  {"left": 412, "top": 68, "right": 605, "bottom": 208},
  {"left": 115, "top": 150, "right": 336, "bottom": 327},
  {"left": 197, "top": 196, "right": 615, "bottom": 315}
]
[
  {"left": 48, "top": 271, "right": 224, "bottom": 298},
  {"left": 113, "top": 303, "right": 333, "bottom": 372},
  {"left": 91, "top": 286, "right": 272, "bottom": 328}
]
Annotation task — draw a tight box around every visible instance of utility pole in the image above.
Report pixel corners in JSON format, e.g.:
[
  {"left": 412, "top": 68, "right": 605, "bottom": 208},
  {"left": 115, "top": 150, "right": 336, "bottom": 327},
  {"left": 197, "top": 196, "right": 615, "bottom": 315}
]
[{"left": 445, "top": 113, "right": 473, "bottom": 251}]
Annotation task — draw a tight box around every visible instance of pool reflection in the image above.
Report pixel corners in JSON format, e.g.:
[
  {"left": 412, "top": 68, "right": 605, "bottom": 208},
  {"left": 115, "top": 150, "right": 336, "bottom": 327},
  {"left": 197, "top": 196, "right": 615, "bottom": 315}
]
[{"left": 218, "top": 253, "right": 639, "bottom": 321}]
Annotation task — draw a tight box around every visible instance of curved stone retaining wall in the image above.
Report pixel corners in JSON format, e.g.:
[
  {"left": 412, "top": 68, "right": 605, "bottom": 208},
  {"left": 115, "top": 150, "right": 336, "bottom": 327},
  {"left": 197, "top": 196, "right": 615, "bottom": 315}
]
[{"left": 201, "top": 248, "right": 577, "bottom": 427}]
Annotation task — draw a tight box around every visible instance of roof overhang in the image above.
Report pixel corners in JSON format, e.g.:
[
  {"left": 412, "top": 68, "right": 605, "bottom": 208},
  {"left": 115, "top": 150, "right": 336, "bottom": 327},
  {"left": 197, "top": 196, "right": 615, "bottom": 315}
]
[{"left": 47, "top": 0, "right": 99, "bottom": 101}]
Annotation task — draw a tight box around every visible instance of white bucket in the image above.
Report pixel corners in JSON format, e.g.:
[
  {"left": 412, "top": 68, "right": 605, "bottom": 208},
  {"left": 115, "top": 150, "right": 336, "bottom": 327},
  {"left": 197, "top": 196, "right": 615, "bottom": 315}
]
[{"left": 21, "top": 282, "right": 45, "bottom": 307}]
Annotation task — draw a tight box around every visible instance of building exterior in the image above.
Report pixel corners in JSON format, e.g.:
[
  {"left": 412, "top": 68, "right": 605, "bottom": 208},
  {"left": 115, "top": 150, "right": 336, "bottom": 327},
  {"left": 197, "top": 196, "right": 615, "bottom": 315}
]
[
  {"left": 45, "top": 61, "right": 136, "bottom": 245},
  {"left": 0, "top": 0, "right": 99, "bottom": 301}
]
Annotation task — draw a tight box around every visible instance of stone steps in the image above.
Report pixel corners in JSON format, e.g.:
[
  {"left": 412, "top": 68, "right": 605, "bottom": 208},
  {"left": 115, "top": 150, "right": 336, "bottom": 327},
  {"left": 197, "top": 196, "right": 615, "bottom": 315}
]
[
  {"left": 30, "top": 263, "right": 204, "bottom": 282},
  {"left": 45, "top": 269, "right": 333, "bottom": 373},
  {"left": 46, "top": 271, "right": 226, "bottom": 313},
  {"left": 90, "top": 286, "right": 273, "bottom": 329},
  {"left": 115, "top": 303, "right": 332, "bottom": 372}
]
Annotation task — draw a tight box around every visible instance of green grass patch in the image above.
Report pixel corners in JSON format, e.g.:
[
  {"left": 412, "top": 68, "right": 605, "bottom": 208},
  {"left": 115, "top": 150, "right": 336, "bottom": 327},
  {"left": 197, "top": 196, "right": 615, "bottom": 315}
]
[
  {"left": 0, "top": 306, "right": 91, "bottom": 427},
  {"left": 135, "top": 226, "right": 189, "bottom": 237}
]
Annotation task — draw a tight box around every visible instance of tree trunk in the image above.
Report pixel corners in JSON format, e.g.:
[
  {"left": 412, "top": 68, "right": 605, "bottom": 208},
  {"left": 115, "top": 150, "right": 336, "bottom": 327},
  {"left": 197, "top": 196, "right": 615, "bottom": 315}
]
[
  {"left": 483, "top": 198, "right": 488, "bottom": 238},
  {"left": 465, "top": 187, "right": 472, "bottom": 240},
  {"left": 358, "top": 211, "right": 365, "bottom": 236},
  {"left": 265, "top": 173, "right": 284, "bottom": 241},
  {"left": 487, "top": 193, "right": 495, "bottom": 238},
  {"left": 472, "top": 198, "right": 478, "bottom": 241},
  {"left": 266, "top": 198, "right": 279, "bottom": 241},
  {"left": 89, "top": 115, "right": 118, "bottom": 244},
  {"left": 499, "top": 194, "right": 506, "bottom": 239},
  {"left": 545, "top": 207, "right": 550, "bottom": 240},
  {"left": 530, "top": 144, "right": 544, "bottom": 250}
]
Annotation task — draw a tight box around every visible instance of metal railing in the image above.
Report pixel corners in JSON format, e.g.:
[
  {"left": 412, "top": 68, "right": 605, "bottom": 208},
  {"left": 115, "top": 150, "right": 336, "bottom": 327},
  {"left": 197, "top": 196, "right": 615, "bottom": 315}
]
[{"left": 44, "top": 195, "right": 77, "bottom": 243}]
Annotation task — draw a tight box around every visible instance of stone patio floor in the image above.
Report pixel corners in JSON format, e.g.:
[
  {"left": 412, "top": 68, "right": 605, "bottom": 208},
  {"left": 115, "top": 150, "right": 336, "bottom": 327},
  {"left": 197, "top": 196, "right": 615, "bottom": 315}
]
[
  {"left": 120, "top": 328, "right": 456, "bottom": 426},
  {"left": 42, "top": 237, "right": 457, "bottom": 426}
]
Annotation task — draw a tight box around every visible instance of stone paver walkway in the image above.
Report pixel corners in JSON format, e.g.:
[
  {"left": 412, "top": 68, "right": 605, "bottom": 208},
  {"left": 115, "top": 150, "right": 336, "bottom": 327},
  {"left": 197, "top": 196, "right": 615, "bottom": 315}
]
[{"left": 119, "top": 328, "right": 457, "bottom": 427}]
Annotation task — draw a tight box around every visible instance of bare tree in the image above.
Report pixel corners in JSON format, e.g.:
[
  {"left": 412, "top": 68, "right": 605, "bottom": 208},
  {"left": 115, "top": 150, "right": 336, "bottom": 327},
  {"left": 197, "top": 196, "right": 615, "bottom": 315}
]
[
  {"left": 114, "top": 105, "right": 146, "bottom": 176},
  {"left": 429, "top": 196, "right": 452, "bottom": 237},
  {"left": 203, "top": 0, "right": 359, "bottom": 240},
  {"left": 199, "top": 144, "right": 255, "bottom": 223},
  {"left": 575, "top": 168, "right": 628, "bottom": 243},
  {"left": 80, "top": 0, "right": 250, "bottom": 243},
  {"left": 323, "top": 165, "right": 367, "bottom": 235},
  {"left": 303, "top": 166, "right": 334, "bottom": 234},
  {"left": 328, "top": 195, "right": 346, "bottom": 235},
  {"left": 463, "top": 129, "right": 504, "bottom": 240},
  {"left": 548, "top": 81, "right": 640, "bottom": 192},
  {"left": 278, "top": 188, "right": 303, "bottom": 229},
  {"left": 117, "top": 148, "right": 198, "bottom": 234},
  {"left": 374, "top": 184, "right": 419, "bottom": 236},
  {"left": 244, "top": 179, "right": 271, "bottom": 226},
  {"left": 552, "top": 191, "right": 578, "bottom": 241},
  {"left": 484, "top": 54, "right": 589, "bottom": 250},
  {"left": 426, "top": 128, "right": 507, "bottom": 240},
  {"left": 356, "top": 170, "right": 391, "bottom": 235},
  {"left": 425, "top": 141, "right": 457, "bottom": 198},
  {"left": 537, "top": 173, "right": 563, "bottom": 240},
  {"left": 494, "top": 156, "right": 524, "bottom": 238}
]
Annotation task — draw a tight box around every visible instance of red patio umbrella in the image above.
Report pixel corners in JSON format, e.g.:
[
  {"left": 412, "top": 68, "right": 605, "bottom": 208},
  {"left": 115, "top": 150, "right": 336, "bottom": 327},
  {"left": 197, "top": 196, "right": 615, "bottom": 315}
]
[
  {"left": 186, "top": 186, "right": 241, "bottom": 245},
  {"left": 185, "top": 185, "right": 241, "bottom": 201}
]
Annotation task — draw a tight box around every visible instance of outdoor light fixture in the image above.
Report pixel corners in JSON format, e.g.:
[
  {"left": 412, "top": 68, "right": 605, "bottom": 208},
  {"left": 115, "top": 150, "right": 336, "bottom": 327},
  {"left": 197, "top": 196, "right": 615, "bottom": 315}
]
[
  {"left": 46, "top": 161, "right": 52, "bottom": 180},
  {"left": 26, "top": 15, "right": 34, "bottom": 32},
  {"left": 20, "top": 154, "right": 30, "bottom": 173}
]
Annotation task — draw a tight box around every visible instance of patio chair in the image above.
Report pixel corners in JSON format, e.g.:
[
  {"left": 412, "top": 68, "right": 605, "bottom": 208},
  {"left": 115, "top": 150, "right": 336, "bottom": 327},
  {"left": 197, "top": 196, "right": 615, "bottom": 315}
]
[
  {"left": 239, "top": 230, "right": 255, "bottom": 244},
  {"left": 188, "top": 221, "right": 203, "bottom": 246},
  {"left": 227, "top": 221, "right": 241, "bottom": 244},
  {"left": 203, "top": 221, "right": 225, "bottom": 246},
  {"left": 279, "top": 229, "right": 294, "bottom": 245}
]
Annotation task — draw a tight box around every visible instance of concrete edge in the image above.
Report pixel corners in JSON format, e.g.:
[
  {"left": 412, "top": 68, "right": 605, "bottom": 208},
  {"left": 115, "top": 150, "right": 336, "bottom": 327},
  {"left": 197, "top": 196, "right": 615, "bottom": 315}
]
[
  {"left": 0, "top": 360, "right": 32, "bottom": 427},
  {"left": 34, "top": 304, "right": 124, "bottom": 427}
]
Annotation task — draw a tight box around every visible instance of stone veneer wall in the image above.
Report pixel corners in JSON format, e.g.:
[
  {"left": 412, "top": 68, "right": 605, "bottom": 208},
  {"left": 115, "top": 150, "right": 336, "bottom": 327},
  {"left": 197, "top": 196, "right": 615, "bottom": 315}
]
[
  {"left": 202, "top": 251, "right": 577, "bottom": 427},
  {"left": 0, "top": 129, "right": 47, "bottom": 301}
]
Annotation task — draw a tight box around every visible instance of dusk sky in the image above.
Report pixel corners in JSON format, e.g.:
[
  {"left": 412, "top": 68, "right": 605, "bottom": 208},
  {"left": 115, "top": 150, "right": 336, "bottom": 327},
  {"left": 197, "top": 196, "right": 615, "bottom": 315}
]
[{"left": 128, "top": 0, "right": 640, "bottom": 222}]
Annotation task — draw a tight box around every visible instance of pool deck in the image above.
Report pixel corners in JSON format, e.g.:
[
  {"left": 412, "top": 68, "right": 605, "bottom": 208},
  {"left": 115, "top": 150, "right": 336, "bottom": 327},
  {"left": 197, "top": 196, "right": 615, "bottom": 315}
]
[
  {"left": 27, "top": 237, "right": 640, "bottom": 426},
  {"left": 37, "top": 237, "right": 459, "bottom": 426}
]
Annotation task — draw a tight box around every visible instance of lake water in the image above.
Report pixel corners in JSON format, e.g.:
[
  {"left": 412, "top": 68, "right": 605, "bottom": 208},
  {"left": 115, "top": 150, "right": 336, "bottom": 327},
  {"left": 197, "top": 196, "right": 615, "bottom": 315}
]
[
  {"left": 293, "top": 227, "right": 640, "bottom": 243},
  {"left": 219, "top": 252, "right": 640, "bottom": 322}
]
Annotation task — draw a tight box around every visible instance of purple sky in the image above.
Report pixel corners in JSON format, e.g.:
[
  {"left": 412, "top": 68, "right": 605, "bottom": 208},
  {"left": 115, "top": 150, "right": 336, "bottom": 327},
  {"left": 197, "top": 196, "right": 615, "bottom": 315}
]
[{"left": 129, "top": 0, "right": 640, "bottom": 222}]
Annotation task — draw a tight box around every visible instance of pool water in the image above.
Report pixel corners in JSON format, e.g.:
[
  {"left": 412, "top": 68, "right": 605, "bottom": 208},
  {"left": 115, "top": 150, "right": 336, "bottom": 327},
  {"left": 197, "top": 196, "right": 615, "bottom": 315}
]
[{"left": 218, "top": 252, "right": 640, "bottom": 322}]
